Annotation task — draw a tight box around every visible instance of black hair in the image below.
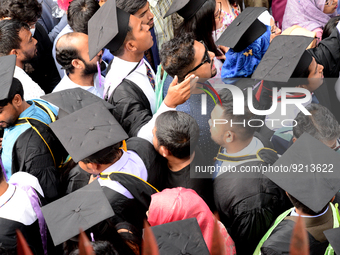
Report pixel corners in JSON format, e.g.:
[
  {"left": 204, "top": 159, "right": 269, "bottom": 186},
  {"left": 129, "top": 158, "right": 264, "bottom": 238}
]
[
  {"left": 80, "top": 142, "right": 122, "bottom": 165},
  {"left": 293, "top": 103, "right": 340, "bottom": 142},
  {"left": 217, "top": 88, "right": 258, "bottom": 141},
  {"left": 116, "top": 0, "right": 147, "bottom": 15},
  {"left": 287, "top": 193, "right": 329, "bottom": 215},
  {"left": 110, "top": 25, "right": 134, "bottom": 57},
  {"left": 0, "top": 19, "right": 29, "bottom": 56},
  {"left": 175, "top": 0, "right": 221, "bottom": 57},
  {"left": 0, "top": 0, "right": 42, "bottom": 24},
  {"left": 160, "top": 32, "right": 195, "bottom": 82},
  {"left": 155, "top": 111, "right": 199, "bottom": 159},
  {"left": 322, "top": 16, "right": 340, "bottom": 40},
  {"left": 55, "top": 33, "right": 81, "bottom": 74},
  {"left": 67, "top": 0, "right": 100, "bottom": 34},
  {"left": 70, "top": 241, "right": 119, "bottom": 255},
  {"left": 0, "top": 78, "right": 24, "bottom": 107}
]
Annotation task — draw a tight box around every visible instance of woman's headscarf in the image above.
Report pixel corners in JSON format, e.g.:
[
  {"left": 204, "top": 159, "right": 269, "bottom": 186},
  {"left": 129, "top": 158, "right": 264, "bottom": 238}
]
[
  {"left": 148, "top": 188, "right": 235, "bottom": 254},
  {"left": 221, "top": 25, "right": 271, "bottom": 79},
  {"left": 282, "top": 0, "right": 337, "bottom": 31}
]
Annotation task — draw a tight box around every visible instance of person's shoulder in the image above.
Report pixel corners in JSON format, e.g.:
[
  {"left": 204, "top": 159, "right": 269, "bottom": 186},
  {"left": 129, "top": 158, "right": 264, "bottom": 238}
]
[{"left": 32, "top": 99, "right": 58, "bottom": 116}]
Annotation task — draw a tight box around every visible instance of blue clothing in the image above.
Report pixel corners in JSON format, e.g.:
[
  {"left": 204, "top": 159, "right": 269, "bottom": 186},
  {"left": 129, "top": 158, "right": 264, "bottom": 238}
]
[
  {"left": 221, "top": 26, "right": 271, "bottom": 78},
  {"left": 1, "top": 100, "right": 58, "bottom": 179}
]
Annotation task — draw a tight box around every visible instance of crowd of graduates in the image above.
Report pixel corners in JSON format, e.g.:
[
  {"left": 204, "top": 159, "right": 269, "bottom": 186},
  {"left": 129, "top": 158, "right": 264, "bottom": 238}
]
[{"left": 1, "top": 0, "right": 340, "bottom": 254}]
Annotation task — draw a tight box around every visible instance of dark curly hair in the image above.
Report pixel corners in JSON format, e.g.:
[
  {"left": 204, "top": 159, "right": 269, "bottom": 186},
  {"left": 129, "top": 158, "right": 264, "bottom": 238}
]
[
  {"left": 67, "top": 0, "right": 99, "bottom": 34},
  {"left": 0, "top": 0, "right": 42, "bottom": 24},
  {"left": 155, "top": 111, "right": 199, "bottom": 159},
  {"left": 160, "top": 32, "right": 195, "bottom": 82},
  {"left": 293, "top": 103, "right": 340, "bottom": 142}
]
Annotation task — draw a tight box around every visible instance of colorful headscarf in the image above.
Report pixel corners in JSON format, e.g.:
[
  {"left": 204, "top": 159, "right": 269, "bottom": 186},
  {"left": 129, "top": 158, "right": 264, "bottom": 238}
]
[
  {"left": 147, "top": 187, "right": 236, "bottom": 254},
  {"left": 57, "top": 0, "right": 73, "bottom": 11},
  {"left": 221, "top": 25, "right": 271, "bottom": 79},
  {"left": 282, "top": 0, "right": 337, "bottom": 31}
]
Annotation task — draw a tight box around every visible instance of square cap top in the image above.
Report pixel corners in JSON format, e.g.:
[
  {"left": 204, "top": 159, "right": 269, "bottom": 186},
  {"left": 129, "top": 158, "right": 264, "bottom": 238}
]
[
  {"left": 41, "top": 180, "right": 114, "bottom": 246},
  {"left": 0, "top": 55, "right": 17, "bottom": 101},
  {"left": 49, "top": 101, "right": 128, "bottom": 162},
  {"left": 215, "top": 7, "right": 267, "bottom": 52},
  {"left": 41, "top": 88, "right": 113, "bottom": 119},
  {"left": 164, "top": 0, "right": 207, "bottom": 20},
  {"left": 264, "top": 133, "right": 340, "bottom": 214},
  {"left": 151, "top": 218, "right": 210, "bottom": 255},
  {"left": 88, "top": 0, "right": 130, "bottom": 60},
  {"left": 324, "top": 227, "right": 340, "bottom": 255},
  {"left": 252, "top": 35, "right": 314, "bottom": 82}
]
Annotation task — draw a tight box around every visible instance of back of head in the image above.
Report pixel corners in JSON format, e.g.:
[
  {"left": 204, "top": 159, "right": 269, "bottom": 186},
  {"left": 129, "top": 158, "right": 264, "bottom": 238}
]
[
  {"left": 67, "top": 0, "right": 100, "bottom": 34},
  {"left": 217, "top": 88, "right": 257, "bottom": 141},
  {"left": 293, "top": 103, "right": 340, "bottom": 143},
  {"left": 80, "top": 142, "right": 122, "bottom": 165},
  {"left": 155, "top": 111, "right": 199, "bottom": 159},
  {"left": 322, "top": 16, "right": 340, "bottom": 40},
  {"left": 55, "top": 32, "right": 82, "bottom": 74},
  {"left": 70, "top": 241, "right": 119, "bottom": 255},
  {"left": 0, "top": 78, "right": 24, "bottom": 107},
  {"left": 175, "top": 0, "right": 219, "bottom": 56},
  {"left": 0, "top": 19, "right": 29, "bottom": 57},
  {"left": 116, "top": 0, "right": 147, "bottom": 15},
  {"left": 0, "top": 0, "right": 42, "bottom": 24},
  {"left": 286, "top": 193, "right": 329, "bottom": 215},
  {"left": 160, "top": 33, "right": 195, "bottom": 82}
]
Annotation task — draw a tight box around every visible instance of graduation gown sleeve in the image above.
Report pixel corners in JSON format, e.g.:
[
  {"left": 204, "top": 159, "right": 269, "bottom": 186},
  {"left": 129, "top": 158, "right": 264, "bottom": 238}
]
[{"left": 108, "top": 79, "right": 153, "bottom": 137}]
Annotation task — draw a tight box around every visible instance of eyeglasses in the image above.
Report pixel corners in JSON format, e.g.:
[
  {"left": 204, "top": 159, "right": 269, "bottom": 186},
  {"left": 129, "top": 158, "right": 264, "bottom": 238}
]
[
  {"left": 184, "top": 41, "right": 211, "bottom": 77},
  {"left": 325, "top": 0, "right": 334, "bottom": 5},
  {"left": 214, "top": 2, "right": 222, "bottom": 20}
]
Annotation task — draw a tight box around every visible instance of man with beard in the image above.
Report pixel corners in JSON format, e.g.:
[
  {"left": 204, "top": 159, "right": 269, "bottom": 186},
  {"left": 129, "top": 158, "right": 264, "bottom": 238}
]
[
  {"left": 0, "top": 55, "right": 67, "bottom": 202},
  {"left": 116, "top": 0, "right": 160, "bottom": 72},
  {"left": 53, "top": 32, "right": 105, "bottom": 97},
  {"left": 0, "top": 19, "right": 45, "bottom": 100}
]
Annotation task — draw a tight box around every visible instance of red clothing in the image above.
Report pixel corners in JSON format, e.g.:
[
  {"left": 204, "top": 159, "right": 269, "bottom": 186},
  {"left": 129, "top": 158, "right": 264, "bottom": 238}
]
[{"left": 148, "top": 187, "right": 236, "bottom": 254}]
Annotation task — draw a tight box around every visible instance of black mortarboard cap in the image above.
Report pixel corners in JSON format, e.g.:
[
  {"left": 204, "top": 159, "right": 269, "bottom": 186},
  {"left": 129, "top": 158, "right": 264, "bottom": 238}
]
[
  {"left": 88, "top": 0, "right": 130, "bottom": 60},
  {"left": 265, "top": 133, "right": 340, "bottom": 214},
  {"left": 49, "top": 101, "right": 128, "bottom": 162},
  {"left": 151, "top": 218, "right": 210, "bottom": 255},
  {"left": 215, "top": 7, "right": 267, "bottom": 52},
  {"left": 0, "top": 55, "right": 17, "bottom": 101},
  {"left": 41, "top": 180, "right": 115, "bottom": 246},
  {"left": 252, "top": 35, "right": 314, "bottom": 82},
  {"left": 324, "top": 228, "right": 340, "bottom": 254},
  {"left": 41, "top": 88, "right": 113, "bottom": 119},
  {"left": 164, "top": 0, "right": 207, "bottom": 19},
  {"left": 100, "top": 172, "right": 158, "bottom": 210}
]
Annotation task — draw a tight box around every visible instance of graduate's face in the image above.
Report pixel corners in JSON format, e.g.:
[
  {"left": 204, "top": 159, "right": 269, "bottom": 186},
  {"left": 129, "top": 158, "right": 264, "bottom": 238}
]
[
  {"left": 152, "top": 127, "right": 160, "bottom": 152},
  {"left": 270, "top": 18, "right": 281, "bottom": 42},
  {"left": 323, "top": 0, "right": 337, "bottom": 14},
  {"left": 0, "top": 96, "right": 21, "bottom": 128},
  {"left": 306, "top": 57, "right": 324, "bottom": 92},
  {"left": 187, "top": 41, "right": 217, "bottom": 79},
  {"left": 17, "top": 28, "right": 37, "bottom": 64},
  {"left": 134, "top": 2, "right": 154, "bottom": 28},
  {"left": 129, "top": 15, "right": 154, "bottom": 53}
]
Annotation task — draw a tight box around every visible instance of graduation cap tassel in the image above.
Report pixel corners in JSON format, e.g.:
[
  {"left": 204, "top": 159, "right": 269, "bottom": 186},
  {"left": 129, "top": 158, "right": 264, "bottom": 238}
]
[
  {"left": 210, "top": 219, "right": 226, "bottom": 255},
  {"left": 289, "top": 215, "right": 309, "bottom": 255},
  {"left": 78, "top": 229, "right": 95, "bottom": 255},
  {"left": 16, "top": 230, "right": 33, "bottom": 255},
  {"left": 142, "top": 220, "right": 159, "bottom": 255}
]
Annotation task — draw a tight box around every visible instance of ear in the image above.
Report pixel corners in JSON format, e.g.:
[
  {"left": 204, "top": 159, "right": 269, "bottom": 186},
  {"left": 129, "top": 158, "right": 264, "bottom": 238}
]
[
  {"left": 71, "top": 59, "right": 84, "bottom": 70},
  {"left": 331, "top": 196, "right": 336, "bottom": 203},
  {"left": 159, "top": 146, "right": 170, "bottom": 158},
  {"left": 12, "top": 94, "right": 23, "bottom": 107},
  {"left": 292, "top": 137, "right": 297, "bottom": 143},
  {"left": 125, "top": 39, "right": 137, "bottom": 52},
  {"left": 9, "top": 49, "right": 18, "bottom": 56},
  {"left": 224, "top": 130, "right": 235, "bottom": 143}
]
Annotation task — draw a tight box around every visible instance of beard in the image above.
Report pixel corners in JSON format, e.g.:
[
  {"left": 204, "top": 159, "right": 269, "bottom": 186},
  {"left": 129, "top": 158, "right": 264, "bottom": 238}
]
[{"left": 82, "top": 61, "right": 106, "bottom": 76}]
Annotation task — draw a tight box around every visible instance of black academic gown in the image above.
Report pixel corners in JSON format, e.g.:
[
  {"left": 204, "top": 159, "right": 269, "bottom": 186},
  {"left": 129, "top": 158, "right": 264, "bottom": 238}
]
[
  {"left": 29, "top": 22, "right": 61, "bottom": 93},
  {"left": 213, "top": 137, "right": 291, "bottom": 255},
  {"left": 108, "top": 79, "right": 152, "bottom": 137}
]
